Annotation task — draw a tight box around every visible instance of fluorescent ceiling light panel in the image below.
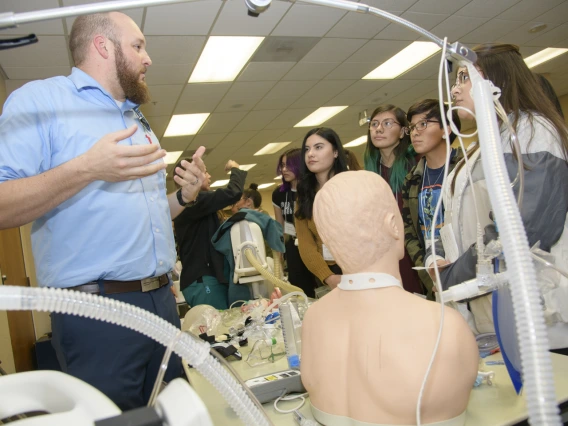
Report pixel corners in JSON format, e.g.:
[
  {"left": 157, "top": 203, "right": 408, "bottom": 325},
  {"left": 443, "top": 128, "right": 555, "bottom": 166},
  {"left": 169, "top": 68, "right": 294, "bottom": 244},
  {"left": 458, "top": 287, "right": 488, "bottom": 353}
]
[
  {"left": 363, "top": 42, "right": 441, "bottom": 79},
  {"left": 189, "top": 36, "right": 264, "bottom": 83},
  {"left": 211, "top": 179, "right": 230, "bottom": 188},
  {"left": 227, "top": 164, "right": 257, "bottom": 174},
  {"left": 164, "top": 113, "right": 210, "bottom": 137},
  {"left": 343, "top": 135, "right": 367, "bottom": 148},
  {"left": 254, "top": 142, "right": 292, "bottom": 156},
  {"left": 294, "top": 106, "right": 348, "bottom": 127},
  {"left": 164, "top": 151, "right": 183, "bottom": 165},
  {"left": 524, "top": 48, "right": 568, "bottom": 68},
  {"left": 274, "top": 175, "right": 282, "bottom": 180},
  {"left": 258, "top": 183, "right": 276, "bottom": 189}
]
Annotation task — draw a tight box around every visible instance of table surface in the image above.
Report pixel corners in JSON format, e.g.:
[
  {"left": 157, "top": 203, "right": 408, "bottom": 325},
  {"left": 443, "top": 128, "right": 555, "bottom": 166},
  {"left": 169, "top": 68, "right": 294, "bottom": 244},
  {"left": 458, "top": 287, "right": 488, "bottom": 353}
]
[{"left": 187, "top": 349, "right": 568, "bottom": 426}]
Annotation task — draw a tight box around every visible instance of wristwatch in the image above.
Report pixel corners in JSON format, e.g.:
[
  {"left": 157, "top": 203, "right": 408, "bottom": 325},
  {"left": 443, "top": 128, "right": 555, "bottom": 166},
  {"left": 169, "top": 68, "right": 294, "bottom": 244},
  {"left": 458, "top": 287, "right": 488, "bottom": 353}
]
[{"left": 177, "top": 189, "right": 197, "bottom": 207}]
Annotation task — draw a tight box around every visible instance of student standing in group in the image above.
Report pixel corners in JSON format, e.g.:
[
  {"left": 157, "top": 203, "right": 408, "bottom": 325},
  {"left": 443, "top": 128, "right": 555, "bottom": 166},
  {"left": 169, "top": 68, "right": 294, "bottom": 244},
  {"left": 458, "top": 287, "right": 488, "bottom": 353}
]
[
  {"left": 272, "top": 148, "right": 317, "bottom": 297},
  {"left": 363, "top": 105, "right": 423, "bottom": 295},
  {"left": 401, "top": 99, "right": 462, "bottom": 298},
  {"left": 295, "top": 128, "right": 349, "bottom": 290}
]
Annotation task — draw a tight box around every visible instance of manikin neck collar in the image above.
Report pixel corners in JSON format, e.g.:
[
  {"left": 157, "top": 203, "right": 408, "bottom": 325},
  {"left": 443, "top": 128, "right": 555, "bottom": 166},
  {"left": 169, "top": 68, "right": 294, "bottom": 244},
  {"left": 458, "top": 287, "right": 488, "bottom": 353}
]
[{"left": 338, "top": 273, "right": 402, "bottom": 291}]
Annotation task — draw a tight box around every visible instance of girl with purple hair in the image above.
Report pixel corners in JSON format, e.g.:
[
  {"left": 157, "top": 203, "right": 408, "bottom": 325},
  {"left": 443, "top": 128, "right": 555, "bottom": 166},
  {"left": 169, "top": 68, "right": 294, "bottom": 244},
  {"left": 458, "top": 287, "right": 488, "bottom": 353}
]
[{"left": 272, "top": 148, "right": 317, "bottom": 297}]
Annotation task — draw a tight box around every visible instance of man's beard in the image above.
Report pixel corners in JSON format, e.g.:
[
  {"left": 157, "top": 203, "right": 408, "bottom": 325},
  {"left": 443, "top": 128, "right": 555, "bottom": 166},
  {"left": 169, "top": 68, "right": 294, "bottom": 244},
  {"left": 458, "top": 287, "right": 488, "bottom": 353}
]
[{"left": 114, "top": 44, "right": 151, "bottom": 105}]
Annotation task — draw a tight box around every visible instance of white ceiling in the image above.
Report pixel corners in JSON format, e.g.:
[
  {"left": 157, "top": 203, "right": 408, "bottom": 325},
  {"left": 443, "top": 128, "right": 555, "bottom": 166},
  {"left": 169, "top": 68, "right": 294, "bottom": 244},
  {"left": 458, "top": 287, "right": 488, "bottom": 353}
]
[{"left": 1, "top": 0, "right": 568, "bottom": 191}]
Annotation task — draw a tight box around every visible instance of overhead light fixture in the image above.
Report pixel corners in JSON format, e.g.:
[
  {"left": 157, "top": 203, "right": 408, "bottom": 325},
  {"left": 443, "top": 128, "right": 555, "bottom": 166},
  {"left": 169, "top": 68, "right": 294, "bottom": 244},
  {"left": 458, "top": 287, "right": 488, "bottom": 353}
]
[
  {"left": 189, "top": 36, "right": 264, "bottom": 83},
  {"left": 227, "top": 164, "right": 257, "bottom": 174},
  {"left": 211, "top": 179, "right": 230, "bottom": 188},
  {"left": 258, "top": 183, "right": 276, "bottom": 189},
  {"left": 363, "top": 41, "right": 441, "bottom": 79},
  {"left": 524, "top": 47, "right": 568, "bottom": 69},
  {"left": 294, "top": 106, "right": 348, "bottom": 127},
  {"left": 274, "top": 175, "right": 282, "bottom": 180},
  {"left": 254, "top": 142, "right": 292, "bottom": 156},
  {"left": 343, "top": 136, "right": 367, "bottom": 148},
  {"left": 164, "top": 113, "right": 210, "bottom": 137},
  {"left": 164, "top": 151, "right": 183, "bottom": 165}
]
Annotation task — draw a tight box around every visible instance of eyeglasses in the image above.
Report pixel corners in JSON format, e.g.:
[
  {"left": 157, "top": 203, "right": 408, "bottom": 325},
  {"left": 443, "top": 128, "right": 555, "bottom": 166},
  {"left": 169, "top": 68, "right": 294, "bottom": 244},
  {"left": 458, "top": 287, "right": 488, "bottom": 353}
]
[
  {"left": 451, "top": 71, "right": 470, "bottom": 91},
  {"left": 369, "top": 119, "right": 401, "bottom": 130},
  {"left": 404, "top": 120, "right": 440, "bottom": 135}
]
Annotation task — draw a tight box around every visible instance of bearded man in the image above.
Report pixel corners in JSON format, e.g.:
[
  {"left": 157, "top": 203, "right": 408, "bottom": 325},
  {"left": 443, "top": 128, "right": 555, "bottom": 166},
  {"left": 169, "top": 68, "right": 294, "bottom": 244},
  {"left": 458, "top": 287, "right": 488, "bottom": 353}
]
[{"left": 0, "top": 12, "right": 205, "bottom": 410}]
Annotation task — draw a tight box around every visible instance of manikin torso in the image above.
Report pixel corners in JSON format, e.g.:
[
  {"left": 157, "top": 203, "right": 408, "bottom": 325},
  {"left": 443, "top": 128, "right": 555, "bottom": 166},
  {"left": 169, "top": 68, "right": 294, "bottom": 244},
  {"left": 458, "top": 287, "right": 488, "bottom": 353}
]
[{"left": 301, "top": 171, "right": 478, "bottom": 426}]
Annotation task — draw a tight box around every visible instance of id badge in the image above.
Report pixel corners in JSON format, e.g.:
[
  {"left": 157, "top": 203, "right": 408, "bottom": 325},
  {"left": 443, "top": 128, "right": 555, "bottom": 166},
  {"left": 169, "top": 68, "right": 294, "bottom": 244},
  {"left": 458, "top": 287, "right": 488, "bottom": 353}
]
[
  {"left": 440, "top": 225, "right": 460, "bottom": 263},
  {"left": 284, "top": 221, "right": 296, "bottom": 237},
  {"left": 322, "top": 244, "right": 335, "bottom": 261}
]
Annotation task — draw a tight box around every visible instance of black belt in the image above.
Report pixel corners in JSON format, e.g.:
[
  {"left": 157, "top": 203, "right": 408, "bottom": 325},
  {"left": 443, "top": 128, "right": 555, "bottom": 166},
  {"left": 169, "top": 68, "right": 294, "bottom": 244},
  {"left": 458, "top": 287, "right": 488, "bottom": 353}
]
[{"left": 69, "top": 274, "right": 169, "bottom": 295}]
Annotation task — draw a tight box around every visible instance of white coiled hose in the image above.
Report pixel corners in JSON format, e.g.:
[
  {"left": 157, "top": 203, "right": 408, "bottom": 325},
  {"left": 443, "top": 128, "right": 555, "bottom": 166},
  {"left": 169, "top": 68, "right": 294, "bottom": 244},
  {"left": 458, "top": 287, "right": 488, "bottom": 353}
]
[
  {"left": 469, "top": 63, "right": 560, "bottom": 425},
  {"left": 0, "top": 285, "right": 272, "bottom": 426},
  {"left": 244, "top": 248, "right": 304, "bottom": 294}
]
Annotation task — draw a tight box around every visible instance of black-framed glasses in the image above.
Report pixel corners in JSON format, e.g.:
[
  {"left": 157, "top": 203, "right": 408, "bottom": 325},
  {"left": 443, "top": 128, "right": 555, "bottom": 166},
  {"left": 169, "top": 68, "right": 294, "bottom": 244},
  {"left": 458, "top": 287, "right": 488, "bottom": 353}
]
[
  {"left": 369, "top": 119, "right": 400, "bottom": 130},
  {"left": 404, "top": 120, "right": 440, "bottom": 135}
]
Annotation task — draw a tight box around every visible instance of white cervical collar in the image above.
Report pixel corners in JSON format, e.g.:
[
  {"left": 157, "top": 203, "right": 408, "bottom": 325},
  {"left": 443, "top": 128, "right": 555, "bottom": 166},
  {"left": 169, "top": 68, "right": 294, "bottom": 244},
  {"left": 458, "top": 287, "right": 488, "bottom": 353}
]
[{"left": 338, "top": 273, "right": 402, "bottom": 291}]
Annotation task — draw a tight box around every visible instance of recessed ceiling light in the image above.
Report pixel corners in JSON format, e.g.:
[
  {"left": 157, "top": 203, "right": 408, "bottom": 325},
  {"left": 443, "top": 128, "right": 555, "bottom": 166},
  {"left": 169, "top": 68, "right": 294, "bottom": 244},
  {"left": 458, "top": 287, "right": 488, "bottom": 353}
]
[
  {"left": 528, "top": 23, "right": 548, "bottom": 34},
  {"left": 258, "top": 183, "right": 276, "bottom": 189},
  {"left": 254, "top": 142, "right": 292, "bottom": 156},
  {"left": 524, "top": 47, "right": 568, "bottom": 68},
  {"left": 343, "top": 135, "right": 367, "bottom": 148},
  {"left": 227, "top": 164, "right": 257, "bottom": 174},
  {"left": 164, "top": 151, "right": 183, "bottom": 165},
  {"left": 294, "top": 106, "right": 348, "bottom": 127},
  {"left": 211, "top": 179, "right": 230, "bottom": 187},
  {"left": 363, "top": 41, "right": 441, "bottom": 79},
  {"left": 189, "top": 36, "right": 264, "bottom": 83},
  {"left": 164, "top": 113, "right": 210, "bottom": 137}
]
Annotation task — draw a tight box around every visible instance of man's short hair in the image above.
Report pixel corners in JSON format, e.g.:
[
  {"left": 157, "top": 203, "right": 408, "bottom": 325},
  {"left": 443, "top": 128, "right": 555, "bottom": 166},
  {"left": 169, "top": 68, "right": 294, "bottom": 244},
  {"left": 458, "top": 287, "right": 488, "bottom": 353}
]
[{"left": 69, "top": 13, "right": 118, "bottom": 66}]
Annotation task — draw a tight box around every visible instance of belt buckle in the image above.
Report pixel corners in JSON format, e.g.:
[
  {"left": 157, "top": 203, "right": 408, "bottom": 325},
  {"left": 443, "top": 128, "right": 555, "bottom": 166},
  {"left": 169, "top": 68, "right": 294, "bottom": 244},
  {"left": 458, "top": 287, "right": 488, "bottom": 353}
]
[{"left": 141, "top": 277, "right": 160, "bottom": 292}]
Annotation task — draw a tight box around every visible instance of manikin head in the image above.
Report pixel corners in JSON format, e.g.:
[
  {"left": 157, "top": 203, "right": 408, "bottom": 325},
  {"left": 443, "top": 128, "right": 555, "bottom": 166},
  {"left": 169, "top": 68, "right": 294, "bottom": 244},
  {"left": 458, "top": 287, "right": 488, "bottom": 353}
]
[{"left": 313, "top": 171, "right": 404, "bottom": 276}]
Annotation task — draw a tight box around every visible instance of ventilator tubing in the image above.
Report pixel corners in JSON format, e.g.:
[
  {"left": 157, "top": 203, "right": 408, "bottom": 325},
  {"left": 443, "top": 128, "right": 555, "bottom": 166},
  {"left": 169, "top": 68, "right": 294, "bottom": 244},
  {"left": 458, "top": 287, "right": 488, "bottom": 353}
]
[
  {"left": 0, "top": 286, "right": 272, "bottom": 426},
  {"left": 244, "top": 248, "right": 304, "bottom": 295},
  {"left": 470, "top": 64, "right": 560, "bottom": 425}
]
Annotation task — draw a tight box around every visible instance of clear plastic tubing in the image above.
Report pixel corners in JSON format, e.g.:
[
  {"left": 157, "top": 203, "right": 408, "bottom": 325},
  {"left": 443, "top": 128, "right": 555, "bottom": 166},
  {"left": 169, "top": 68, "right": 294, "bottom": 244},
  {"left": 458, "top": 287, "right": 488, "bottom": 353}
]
[
  {"left": 0, "top": 286, "right": 272, "bottom": 426},
  {"left": 469, "top": 63, "right": 560, "bottom": 426}
]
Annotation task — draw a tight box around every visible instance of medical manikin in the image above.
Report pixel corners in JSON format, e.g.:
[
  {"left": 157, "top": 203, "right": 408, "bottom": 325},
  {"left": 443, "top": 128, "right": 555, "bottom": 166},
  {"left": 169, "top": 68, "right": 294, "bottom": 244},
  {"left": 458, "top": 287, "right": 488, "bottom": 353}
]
[{"left": 301, "top": 171, "right": 478, "bottom": 426}]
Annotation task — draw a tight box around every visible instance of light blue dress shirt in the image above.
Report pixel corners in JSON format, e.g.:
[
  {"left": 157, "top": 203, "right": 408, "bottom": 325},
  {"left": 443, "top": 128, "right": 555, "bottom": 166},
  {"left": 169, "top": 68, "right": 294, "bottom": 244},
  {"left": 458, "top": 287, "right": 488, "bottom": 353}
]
[{"left": 0, "top": 68, "right": 176, "bottom": 288}]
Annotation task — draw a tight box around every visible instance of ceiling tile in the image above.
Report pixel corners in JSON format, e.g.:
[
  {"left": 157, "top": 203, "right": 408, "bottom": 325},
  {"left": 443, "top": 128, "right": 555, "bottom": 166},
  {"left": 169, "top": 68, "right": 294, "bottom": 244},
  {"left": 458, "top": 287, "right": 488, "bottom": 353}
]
[
  {"left": 399, "top": 53, "right": 443, "bottom": 80},
  {"left": 224, "top": 81, "right": 277, "bottom": 100},
  {"left": 325, "top": 80, "right": 389, "bottom": 105},
  {"left": 3, "top": 66, "right": 71, "bottom": 80},
  {"left": 211, "top": 0, "right": 291, "bottom": 36},
  {"left": 497, "top": 0, "right": 563, "bottom": 21},
  {"left": 325, "top": 11, "right": 392, "bottom": 39},
  {"left": 276, "top": 127, "right": 313, "bottom": 143},
  {"left": 347, "top": 39, "right": 409, "bottom": 62},
  {"left": 139, "top": 85, "right": 183, "bottom": 117},
  {"left": 215, "top": 98, "right": 261, "bottom": 112},
  {"left": 222, "top": 130, "right": 260, "bottom": 146},
  {"left": 1, "top": 0, "right": 64, "bottom": 36},
  {"left": 427, "top": 15, "right": 487, "bottom": 42},
  {"left": 160, "top": 136, "right": 193, "bottom": 153},
  {"left": 454, "top": 0, "right": 520, "bottom": 19},
  {"left": 200, "top": 111, "right": 248, "bottom": 134},
  {"left": 191, "top": 133, "right": 228, "bottom": 150},
  {"left": 238, "top": 62, "right": 296, "bottom": 81},
  {"left": 64, "top": 0, "right": 143, "bottom": 30},
  {"left": 147, "top": 115, "right": 171, "bottom": 139},
  {"left": 265, "top": 80, "right": 319, "bottom": 98},
  {"left": 246, "top": 129, "right": 290, "bottom": 146},
  {"left": 144, "top": 2, "right": 222, "bottom": 35},
  {"left": 265, "top": 108, "right": 318, "bottom": 130},
  {"left": 301, "top": 38, "right": 368, "bottom": 63},
  {"left": 375, "top": 12, "right": 449, "bottom": 41},
  {"left": 175, "top": 82, "right": 231, "bottom": 114},
  {"left": 525, "top": 23, "right": 568, "bottom": 47},
  {"left": 356, "top": 79, "right": 422, "bottom": 105},
  {"left": 233, "top": 109, "right": 284, "bottom": 132},
  {"left": 534, "top": 2, "right": 568, "bottom": 24},
  {"left": 145, "top": 36, "right": 206, "bottom": 65},
  {"left": 271, "top": 4, "right": 347, "bottom": 37},
  {"left": 290, "top": 80, "right": 356, "bottom": 108},
  {"left": 324, "top": 105, "right": 364, "bottom": 126},
  {"left": 409, "top": 0, "right": 471, "bottom": 15},
  {"left": 283, "top": 62, "right": 340, "bottom": 81},
  {"left": 253, "top": 97, "right": 298, "bottom": 110},
  {"left": 324, "top": 62, "right": 379, "bottom": 80},
  {"left": 145, "top": 64, "right": 191, "bottom": 86},
  {"left": 499, "top": 22, "right": 560, "bottom": 45},
  {"left": 460, "top": 19, "right": 526, "bottom": 44},
  {"left": 0, "top": 36, "right": 70, "bottom": 68}
]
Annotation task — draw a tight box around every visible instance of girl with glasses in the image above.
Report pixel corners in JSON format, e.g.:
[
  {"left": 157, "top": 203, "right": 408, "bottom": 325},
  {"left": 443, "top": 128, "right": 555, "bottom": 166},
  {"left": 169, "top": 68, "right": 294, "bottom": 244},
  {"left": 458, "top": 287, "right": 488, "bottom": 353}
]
[
  {"left": 363, "top": 104, "right": 422, "bottom": 295},
  {"left": 295, "top": 127, "right": 348, "bottom": 290},
  {"left": 445, "top": 43, "right": 568, "bottom": 352},
  {"left": 272, "top": 148, "right": 317, "bottom": 297}
]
